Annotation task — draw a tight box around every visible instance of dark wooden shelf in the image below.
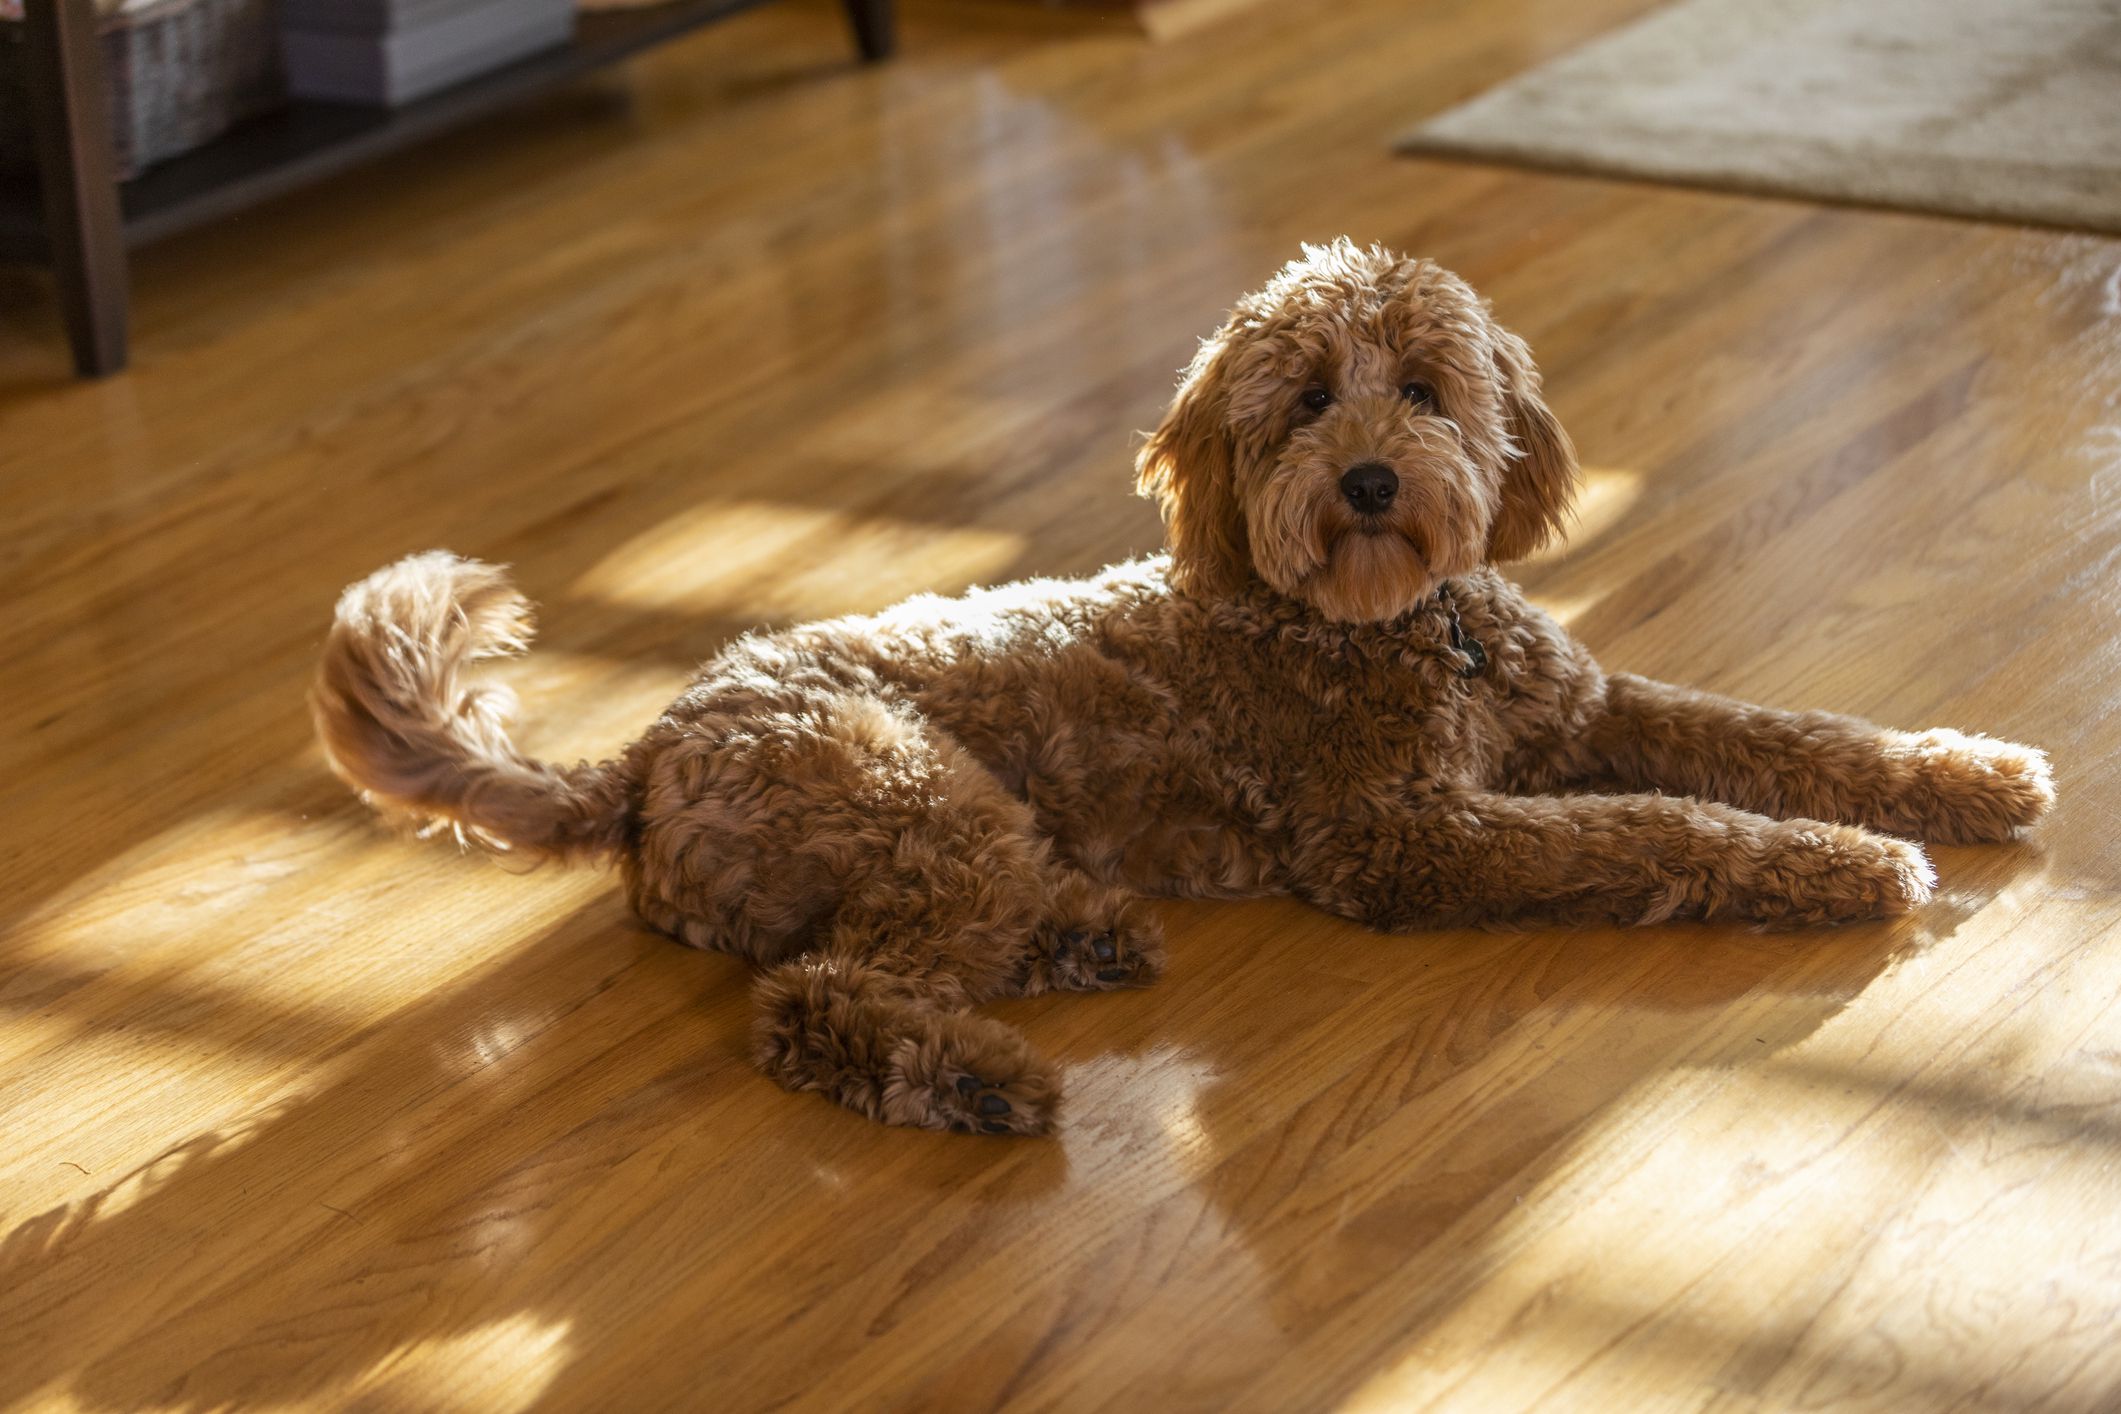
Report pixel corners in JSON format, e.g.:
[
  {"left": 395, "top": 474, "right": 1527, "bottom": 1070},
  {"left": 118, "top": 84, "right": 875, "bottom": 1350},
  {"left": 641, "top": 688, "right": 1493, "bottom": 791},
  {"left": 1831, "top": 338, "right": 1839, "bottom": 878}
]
[
  {"left": 0, "top": 0, "right": 813, "bottom": 259},
  {"left": 0, "top": 176, "right": 39, "bottom": 260},
  {"left": 3, "top": 0, "right": 890, "bottom": 373},
  {"left": 120, "top": 0, "right": 780, "bottom": 246}
]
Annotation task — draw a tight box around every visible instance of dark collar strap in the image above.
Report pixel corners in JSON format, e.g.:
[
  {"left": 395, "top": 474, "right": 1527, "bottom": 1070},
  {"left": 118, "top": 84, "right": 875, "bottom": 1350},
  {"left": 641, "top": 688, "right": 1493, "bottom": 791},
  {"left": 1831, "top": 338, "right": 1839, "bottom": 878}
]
[{"left": 1436, "top": 583, "right": 1488, "bottom": 678}]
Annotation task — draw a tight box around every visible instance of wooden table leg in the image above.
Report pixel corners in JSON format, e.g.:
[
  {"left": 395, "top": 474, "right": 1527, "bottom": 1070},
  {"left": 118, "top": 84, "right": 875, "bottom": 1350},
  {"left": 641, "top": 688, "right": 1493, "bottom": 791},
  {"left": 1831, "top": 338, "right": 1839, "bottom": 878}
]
[
  {"left": 840, "top": 0, "right": 896, "bottom": 62},
  {"left": 23, "top": 0, "right": 129, "bottom": 377}
]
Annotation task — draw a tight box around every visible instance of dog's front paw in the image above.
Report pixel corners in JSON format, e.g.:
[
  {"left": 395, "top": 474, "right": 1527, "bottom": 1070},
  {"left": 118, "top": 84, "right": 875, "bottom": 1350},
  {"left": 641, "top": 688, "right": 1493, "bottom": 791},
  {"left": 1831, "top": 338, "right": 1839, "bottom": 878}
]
[
  {"left": 1893, "top": 730, "right": 2055, "bottom": 845},
  {"left": 1743, "top": 824, "right": 1935, "bottom": 926},
  {"left": 884, "top": 1014, "right": 1059, "bottom": 1137}
]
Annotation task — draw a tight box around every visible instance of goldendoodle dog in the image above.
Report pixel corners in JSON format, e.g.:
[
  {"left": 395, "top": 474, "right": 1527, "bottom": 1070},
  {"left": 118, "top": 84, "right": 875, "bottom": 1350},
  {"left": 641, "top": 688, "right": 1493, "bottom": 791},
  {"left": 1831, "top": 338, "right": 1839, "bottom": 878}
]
[{"left": 314, "top": 240, "right": 2054, "bottom": 1137}]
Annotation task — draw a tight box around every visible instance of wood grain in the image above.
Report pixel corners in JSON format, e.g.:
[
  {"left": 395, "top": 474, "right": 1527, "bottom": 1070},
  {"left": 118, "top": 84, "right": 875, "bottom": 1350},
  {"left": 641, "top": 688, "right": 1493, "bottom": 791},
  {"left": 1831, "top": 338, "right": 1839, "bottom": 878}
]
[{"left": 2, "top": 0, "right": 2118, "bottom": 1409}]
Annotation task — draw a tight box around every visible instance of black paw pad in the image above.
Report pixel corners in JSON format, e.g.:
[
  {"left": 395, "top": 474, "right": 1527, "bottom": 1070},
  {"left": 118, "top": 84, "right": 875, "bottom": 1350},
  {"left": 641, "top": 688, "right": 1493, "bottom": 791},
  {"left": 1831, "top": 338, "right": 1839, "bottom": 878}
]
[
  {"left": 980, "top": 1120, "right": 1013, "bottom": 1134},
  {"left": 1092, "top": 934, "right": 1118, "bottom": 962},
  {"left": 956, "top": 1075, "right": 980, "bottom": 1098},
  {"left": 1096, "top": 967, "right": 1129, "bottom": 983},
  {"left": 976, "top": 1093, "right": 1011, "bottom": 1117}
]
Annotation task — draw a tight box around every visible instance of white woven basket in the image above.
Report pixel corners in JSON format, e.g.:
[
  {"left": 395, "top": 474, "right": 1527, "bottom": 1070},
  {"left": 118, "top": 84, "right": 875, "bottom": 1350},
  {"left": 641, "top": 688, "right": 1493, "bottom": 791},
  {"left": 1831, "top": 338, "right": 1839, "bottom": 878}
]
[{"left": 0, "top": 0, "right": 285, "bottom": 177}]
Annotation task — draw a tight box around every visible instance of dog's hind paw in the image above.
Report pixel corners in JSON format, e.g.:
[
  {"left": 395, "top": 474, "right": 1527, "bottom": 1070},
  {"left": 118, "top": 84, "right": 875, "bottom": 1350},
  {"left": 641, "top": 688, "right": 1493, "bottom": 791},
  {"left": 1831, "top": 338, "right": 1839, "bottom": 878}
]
[
  {"left": 946, "top": 1072, "right": 1035, "bottom": 1135},
  {"left": 884, "top": 1014, "right": 1059, "bottom": 1137},
  {"left": 1042, "top": 922, "right": 1165, "bottom": 991},
  {"left": 1020, "top": 887, "right": 1165, "bottom": 995}
]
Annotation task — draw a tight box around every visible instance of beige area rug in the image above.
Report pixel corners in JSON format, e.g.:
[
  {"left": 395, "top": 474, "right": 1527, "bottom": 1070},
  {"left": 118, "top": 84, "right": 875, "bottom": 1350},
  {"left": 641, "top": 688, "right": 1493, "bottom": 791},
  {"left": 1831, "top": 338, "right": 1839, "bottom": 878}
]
[{"left": 1397, "top": 0, "right": 2121, "bottom": 233}]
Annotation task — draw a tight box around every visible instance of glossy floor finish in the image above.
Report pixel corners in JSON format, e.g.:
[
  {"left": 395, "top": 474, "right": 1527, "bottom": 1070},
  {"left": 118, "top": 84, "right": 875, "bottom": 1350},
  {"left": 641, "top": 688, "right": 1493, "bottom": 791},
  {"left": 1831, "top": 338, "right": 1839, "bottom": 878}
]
[{"left": 3, "top": 0, "right": 2119, "bottom": 1409}]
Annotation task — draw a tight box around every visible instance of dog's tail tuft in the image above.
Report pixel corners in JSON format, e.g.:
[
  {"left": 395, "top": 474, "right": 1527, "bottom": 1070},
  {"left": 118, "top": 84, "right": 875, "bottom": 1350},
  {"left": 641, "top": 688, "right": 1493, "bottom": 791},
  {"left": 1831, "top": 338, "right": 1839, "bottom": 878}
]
[{"left": 312, "top": 552, "right": 630, "bottom": 861}]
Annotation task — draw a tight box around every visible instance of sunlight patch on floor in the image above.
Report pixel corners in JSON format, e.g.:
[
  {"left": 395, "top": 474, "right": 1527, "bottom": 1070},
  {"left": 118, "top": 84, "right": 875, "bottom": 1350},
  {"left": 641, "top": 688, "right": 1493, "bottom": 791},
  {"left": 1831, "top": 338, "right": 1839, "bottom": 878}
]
[
  {"left": 4, "top": 803, "right": 598, "bottom": 1017},
  {"left": 1515, "top": 465, "right": 1641, "bottom": 630},
  {"left": 570, "top": 499, "right": 1027, "bottom": 620},
  {"left": 1339, "top": 899, "right": 2121, "bottom": 1412},
  {"left": 5, "top": 808, "right": 317, "bottom": 972},
  {"left": 335, "top": 1314, "right": 574, "bottom": 1412},
  {"left": 3, "top": 1104, "right": 286, "bottom": 1246},
  {"left": 1522, "top": 465, "right": 1642, "bottom": 568},
  {"left": 1524, "top": 590, "right": 1601, "bottom": 630},
  {"left": 0, "top": 802, "right": 609, "bottom": 1207},
  {"left": 486, "top": 651, "right": 699, "bottom": 761},
  {"left": 1144, "top": 1048, "right": 1227, "bottom": 1175}
]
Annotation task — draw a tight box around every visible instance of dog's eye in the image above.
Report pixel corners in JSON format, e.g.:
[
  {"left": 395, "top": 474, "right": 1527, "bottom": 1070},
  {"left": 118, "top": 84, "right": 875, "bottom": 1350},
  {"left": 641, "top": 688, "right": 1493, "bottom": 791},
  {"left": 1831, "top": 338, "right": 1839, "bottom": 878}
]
[
  {"left": 1401, "top": 380, "right": 1436, "bottom": 408},
  {"left": 1300, "top": 386, "right": 1334, "bottom": 413}
]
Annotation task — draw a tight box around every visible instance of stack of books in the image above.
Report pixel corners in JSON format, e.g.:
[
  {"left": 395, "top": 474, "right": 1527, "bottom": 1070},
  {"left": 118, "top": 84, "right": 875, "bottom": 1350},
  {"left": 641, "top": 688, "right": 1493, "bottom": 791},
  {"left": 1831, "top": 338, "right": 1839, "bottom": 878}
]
[{"left": 284, "top": 0, "right": 577, "bottom": 106}]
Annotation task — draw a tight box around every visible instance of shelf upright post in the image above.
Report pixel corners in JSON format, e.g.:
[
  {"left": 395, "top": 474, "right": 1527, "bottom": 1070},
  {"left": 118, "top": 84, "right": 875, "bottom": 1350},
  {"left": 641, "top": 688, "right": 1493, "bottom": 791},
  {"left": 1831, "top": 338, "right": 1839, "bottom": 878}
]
[
  {"left": 840, "top": 0, "right": 895, "bottom": 62},
  {"left": 23, "top": 0, "right": 129, "bottom": 376}
]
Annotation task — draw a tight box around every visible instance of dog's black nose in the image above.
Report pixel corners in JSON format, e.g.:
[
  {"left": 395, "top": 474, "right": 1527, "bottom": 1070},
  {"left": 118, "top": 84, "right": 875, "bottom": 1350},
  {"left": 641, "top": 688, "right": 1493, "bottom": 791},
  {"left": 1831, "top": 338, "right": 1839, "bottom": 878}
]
[{"left": 1340, "top": 462, "right": 1399, "bottom": 514}]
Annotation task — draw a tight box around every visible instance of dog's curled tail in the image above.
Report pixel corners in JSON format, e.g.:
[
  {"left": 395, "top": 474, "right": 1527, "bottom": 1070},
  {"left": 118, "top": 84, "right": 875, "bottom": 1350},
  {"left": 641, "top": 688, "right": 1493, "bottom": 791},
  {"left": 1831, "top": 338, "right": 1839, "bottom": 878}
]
[{"left": 312, "top": 551, "right": 630, "bottom": 862}]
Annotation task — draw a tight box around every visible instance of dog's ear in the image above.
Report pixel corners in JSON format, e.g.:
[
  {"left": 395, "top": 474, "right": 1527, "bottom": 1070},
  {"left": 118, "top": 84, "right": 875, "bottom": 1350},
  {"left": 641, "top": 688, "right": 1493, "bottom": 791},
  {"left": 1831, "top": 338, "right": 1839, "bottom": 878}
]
[
  {"left": 1485, "top": 324, "right": 1580, "bottom": 563},
  {"left": 1136, "top": 344, "right": 1251, "bottom": 596}
]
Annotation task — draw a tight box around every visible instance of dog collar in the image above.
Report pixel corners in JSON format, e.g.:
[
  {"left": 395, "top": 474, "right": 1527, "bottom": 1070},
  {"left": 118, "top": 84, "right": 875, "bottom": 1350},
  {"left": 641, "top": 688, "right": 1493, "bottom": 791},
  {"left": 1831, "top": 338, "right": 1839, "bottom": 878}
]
[{"left": 1437, "top": 584, "right": 1488, "bottom": 678}]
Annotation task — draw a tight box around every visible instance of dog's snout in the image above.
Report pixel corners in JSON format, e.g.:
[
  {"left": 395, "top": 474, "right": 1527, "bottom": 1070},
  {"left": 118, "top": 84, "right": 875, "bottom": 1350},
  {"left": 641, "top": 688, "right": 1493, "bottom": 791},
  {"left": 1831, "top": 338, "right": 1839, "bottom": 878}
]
[{"left": 1339, "top": 462, "right": 1399, "bottom": 515}]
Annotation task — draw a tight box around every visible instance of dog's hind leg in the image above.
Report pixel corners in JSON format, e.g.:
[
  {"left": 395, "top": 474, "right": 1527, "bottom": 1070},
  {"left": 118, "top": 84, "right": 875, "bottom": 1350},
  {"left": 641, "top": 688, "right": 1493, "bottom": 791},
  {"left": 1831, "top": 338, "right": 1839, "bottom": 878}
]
[
  {"left": 751, "top": 946, "right": 1059, "bottom": 1136},
  {"left": 742, "top": 726, "right": 1078, "bottom": 1135},
  {"left": 653, "top": 687, "right": 1150, "bottom": 1132},
  {"left": 750, "top": 856, "right": 1157, "bottom": 1135}
]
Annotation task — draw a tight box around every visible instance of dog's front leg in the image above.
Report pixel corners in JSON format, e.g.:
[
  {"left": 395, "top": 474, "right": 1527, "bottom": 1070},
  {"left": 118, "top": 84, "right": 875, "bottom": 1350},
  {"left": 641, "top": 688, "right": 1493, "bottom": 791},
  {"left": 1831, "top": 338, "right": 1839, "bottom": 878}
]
[
  {"left": 1574, "top": 673, "right": 2054, "bottom": 845},
  {"left": 1292, "top": 791, "right": 1933, "bottom": 931}
]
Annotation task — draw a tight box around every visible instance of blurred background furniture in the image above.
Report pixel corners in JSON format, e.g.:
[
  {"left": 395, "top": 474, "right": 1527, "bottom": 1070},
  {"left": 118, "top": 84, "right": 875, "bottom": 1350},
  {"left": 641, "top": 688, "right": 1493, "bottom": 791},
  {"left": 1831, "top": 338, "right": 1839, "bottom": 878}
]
[
  {"left": 0, "top": 0, "right": 893, "bottom": 377},
  {"left": 280, "top": 0, "right": 580, "bottom": 106}
]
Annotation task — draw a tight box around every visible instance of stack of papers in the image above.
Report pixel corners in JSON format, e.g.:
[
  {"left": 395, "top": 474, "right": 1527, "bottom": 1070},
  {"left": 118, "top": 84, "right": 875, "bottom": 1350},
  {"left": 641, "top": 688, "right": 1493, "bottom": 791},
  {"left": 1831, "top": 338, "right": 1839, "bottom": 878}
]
[{"left": 284, "top": 0, "right": 576, "bottom": 106}]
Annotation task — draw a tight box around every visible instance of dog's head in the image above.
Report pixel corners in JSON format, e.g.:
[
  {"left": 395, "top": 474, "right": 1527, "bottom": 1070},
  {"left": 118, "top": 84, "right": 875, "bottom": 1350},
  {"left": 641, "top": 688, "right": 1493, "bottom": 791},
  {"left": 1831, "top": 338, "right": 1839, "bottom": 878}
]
[{"left": 1137, "top": 240, "right": 1578, "bottom": 622}]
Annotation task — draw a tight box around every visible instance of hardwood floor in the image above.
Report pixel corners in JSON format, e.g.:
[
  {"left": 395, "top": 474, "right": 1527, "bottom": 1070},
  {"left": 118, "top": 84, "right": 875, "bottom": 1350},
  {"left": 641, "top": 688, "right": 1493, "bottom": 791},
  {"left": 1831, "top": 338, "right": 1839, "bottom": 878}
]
[{"left": 3, "top": 0, "right": 2119, "bottom": 1408}]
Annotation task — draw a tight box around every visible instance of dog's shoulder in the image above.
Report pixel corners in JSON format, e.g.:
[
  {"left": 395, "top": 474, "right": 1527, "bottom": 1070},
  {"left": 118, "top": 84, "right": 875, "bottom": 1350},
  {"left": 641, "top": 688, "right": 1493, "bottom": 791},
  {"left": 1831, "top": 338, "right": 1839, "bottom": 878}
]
[
  {"left": 1452, "top": 567, "right": 1605, "bottom": 741},
  {"left": 1450, "top": 566, "right": 1540, "bottom": 628},
  {"left": 1452, "top": 568, "right": 1584, "bottom": 668}
]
